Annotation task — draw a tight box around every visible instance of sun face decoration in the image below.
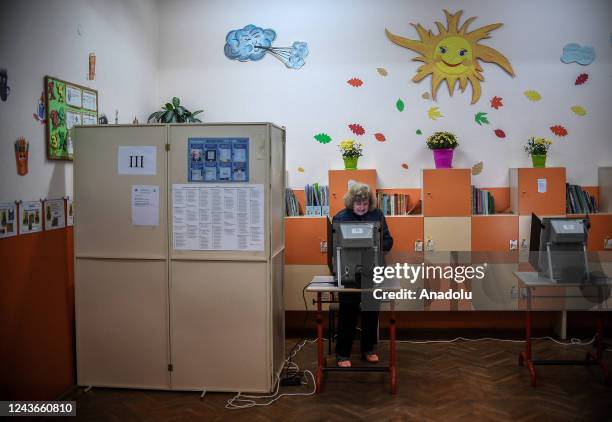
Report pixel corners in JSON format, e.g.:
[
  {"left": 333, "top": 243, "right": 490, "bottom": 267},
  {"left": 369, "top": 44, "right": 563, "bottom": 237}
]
[{"left": 386, "top": 10, "right": 515, "bottom": 104}]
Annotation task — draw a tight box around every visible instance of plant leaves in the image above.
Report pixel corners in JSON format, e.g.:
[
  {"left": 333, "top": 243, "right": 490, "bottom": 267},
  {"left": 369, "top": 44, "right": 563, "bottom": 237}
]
[
  {"left": 314, "top": 133, "right": 332, "bottom": 144},
  {"left": 571, "top": 105, "right": 586, "bottom": 116},
  {"left": 348, "top": 124, "right": 365, "bottom": 136},
  {"left": 396, "top": 99, "right": 405, "bottom": 112},
  {"left": 172, "top": 97, "right": 180, "bottom": 107},
  {"left": 376, "top": 68, "right": 388, "bottom": 76},
  {"left": 374, "top": 133, "right": 386, "bottom": 142},
  {"left": 575, "top": 73, "right": 588, "bottom": 85},
  {"left": 162, "top": 110, "right": 173, "bottom": 122},
  {"left": 524, "top": 90, "right": 541, "bottom": 101},
  {"left": 165, "top": 103, "right": 173, "bottom": 111},
  {"left": 475, "top": 112, "right": 490, "bottom": 125},
  {"left": 347, "top": 78, "right": 363, "bottom": 87},
  {"left": 191, "top": 110, "right": 203, "bottom": 116},
  {"left": 550, "top": 125, "right": 568, "bottom": 136}
]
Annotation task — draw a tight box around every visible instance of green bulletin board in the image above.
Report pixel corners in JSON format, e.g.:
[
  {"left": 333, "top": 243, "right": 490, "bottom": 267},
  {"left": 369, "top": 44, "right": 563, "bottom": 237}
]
[{"left": 45, "top": 75, "right": 98, "bottom": 160}]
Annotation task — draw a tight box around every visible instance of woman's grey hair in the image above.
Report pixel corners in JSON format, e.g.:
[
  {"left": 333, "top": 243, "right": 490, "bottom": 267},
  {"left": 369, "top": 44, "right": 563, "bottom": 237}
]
[{"left": 343, "top": 182, "right": 376, "bottom": 211}]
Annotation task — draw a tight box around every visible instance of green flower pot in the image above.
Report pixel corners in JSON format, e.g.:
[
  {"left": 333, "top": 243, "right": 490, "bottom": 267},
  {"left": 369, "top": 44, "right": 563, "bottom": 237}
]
[
  {"left": 343, "top": 156, "right": 359, "bottom": 170},
  {"left": 531, "top": 154, "right": 546, "bottom": 168}
]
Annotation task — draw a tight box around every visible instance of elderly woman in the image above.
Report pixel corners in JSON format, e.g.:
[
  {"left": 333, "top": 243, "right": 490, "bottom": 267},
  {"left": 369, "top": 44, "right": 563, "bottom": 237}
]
[{"left": 332, "top": 182, "right": 393, "bottom": 367}]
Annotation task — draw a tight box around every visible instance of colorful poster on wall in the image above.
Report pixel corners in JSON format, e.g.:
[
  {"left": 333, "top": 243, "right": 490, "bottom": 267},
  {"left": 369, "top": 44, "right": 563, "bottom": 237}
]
[
  {"left": 45, "top": 76, "right": 98, "bottom": 160},
  {"left": 19, "top": 201, "right": 43, "bottom": 235},
  {"left": 0, "top": 202, "right": 17, "bottom": 238},
  {"left": 44, "top": 199, "right": 66, "bottom": 231},
  {"left": 188, "top": 138, "right": 249, "bottom": 182}
]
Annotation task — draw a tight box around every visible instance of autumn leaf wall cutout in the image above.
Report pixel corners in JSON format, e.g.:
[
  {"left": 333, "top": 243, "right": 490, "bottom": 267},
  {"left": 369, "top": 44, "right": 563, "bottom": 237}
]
[
  {"left": 422, "top": 92, "right": 430, "bottom": 100},
  {"left": 550, "top": 125, "right": 568, "bottom": 137},
  {"left": 347, "top": 78, "right": 363, "bottom": 87},
  {"left": 374, "top": 133, "right": 386, "bottom": 142},
  {"left": 475, "top": 112, "right": 490, "bottom": 125},
  {"left": 396, "top": 99, "right": 405, "bottom": 112},
  {"left": 349, "top": 124, "right": 365, "bottom": 136},
  {"left": 494, "top": 129, "right": 506, "bottom": 138},
  {"left": 377, "top": 68, "right": 388, "bottom": 76},
  {"left": 490, "top": 96, "right": 503, "bottom": 110},
  {"left": 416, "top": 129, "right": 422, "bottom": 135},
  {"left": 401, "top": 163, "right": 409, "bottom": 170},
  {"left": 428, "top": 107, "right": 443, "bottom": 120},
  {"left": 524, "top": 90, "right": 542, "bottom": 101},
  {"left": 571, "top": 106, "right": 587, "bottom": 116},
  {"left": 472, "top": 161, "right": 483, "bottom": 175},
  {"left": 314, "top": 133, "right": 332, "bottom": 144},
  {"left": 297, "top": 167, "right": 305, "bottom": 173},
  {"left": 575, "top": 73, "right": 588, "bottom": 85}
]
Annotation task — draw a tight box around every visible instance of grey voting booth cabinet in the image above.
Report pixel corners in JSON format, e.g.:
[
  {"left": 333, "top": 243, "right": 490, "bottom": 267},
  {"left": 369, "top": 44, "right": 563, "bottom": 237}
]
[{"left": 73, "top": 123, "right": 285, "bottom": 393}]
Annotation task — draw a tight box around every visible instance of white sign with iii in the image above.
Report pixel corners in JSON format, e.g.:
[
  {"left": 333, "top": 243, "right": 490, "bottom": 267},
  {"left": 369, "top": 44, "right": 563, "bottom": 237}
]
[{"left": 118, "top": 146, "right": 157, "bottom": 175}]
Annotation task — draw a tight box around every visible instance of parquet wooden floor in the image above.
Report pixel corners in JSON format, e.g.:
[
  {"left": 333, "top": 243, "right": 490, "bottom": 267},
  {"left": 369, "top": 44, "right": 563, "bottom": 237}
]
[{"left": 57, "top": 338, "right": 611, "bottom": 421}]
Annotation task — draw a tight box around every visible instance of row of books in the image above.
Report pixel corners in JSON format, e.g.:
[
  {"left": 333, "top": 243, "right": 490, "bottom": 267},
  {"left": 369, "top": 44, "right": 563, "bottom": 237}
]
[
  {"left": 305, "top": 184, "right": 329, "bottom": 216},
  {"left": 471, "top": 186, "right": 496, "bottom": 215},
  {"left": 285, "top": 188, "right": 301, "bottom": 216},
  {"left": 566, "top": 183, "right": 598, "bottom": 214},
  {"left": 376, "top": 193, "right": 415, "bottom": 215}
]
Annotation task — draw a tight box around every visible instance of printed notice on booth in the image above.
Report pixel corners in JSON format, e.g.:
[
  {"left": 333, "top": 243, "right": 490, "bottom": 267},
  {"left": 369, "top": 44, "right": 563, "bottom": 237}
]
[{"left": 172, "top": 184, "right": 264, "bottom": 251}]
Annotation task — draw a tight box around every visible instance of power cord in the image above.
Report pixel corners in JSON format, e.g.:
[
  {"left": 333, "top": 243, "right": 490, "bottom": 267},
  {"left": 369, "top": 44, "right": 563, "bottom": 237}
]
[
  {"left": 397, "top": 335, "right": 596, "bottom": 346},
  {"left": 225, "top": 338, "right": 317, "bottom": 409}
]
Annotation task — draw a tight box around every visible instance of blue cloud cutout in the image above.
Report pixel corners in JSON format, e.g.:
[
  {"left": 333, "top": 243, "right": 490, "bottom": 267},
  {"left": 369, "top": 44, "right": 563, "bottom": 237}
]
[
  {"left": 560, "top": 43, "right": 595, "bottom": 65},
  {"left": 286, "top": 42, "right": 309, "bottom": 69},
  {"left": 224, "top": 24, "right": 276, "bottom": 62}
]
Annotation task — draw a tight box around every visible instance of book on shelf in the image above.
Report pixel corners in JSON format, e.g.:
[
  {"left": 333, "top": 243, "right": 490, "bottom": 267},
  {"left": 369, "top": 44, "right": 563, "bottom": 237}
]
[
  {"left": 305, "top": 184, "right": 329, "bottom": 216},
  {"left": 376, "top": 192, "right": 411, "bottom": 215},
  {"left": 471, "top": 186, "right": 495, "bottom": 215},
  {"left": 566, "top": 183, "right": 598, "bottom": 214},
  {"left": 285, "top": 188, "right": 301, "bottom": 216}
]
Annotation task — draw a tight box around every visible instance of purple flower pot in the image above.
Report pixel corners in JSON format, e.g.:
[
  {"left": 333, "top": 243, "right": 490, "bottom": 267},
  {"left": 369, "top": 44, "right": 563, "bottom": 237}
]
[{"left": 433, "top": 148, "right": 454, "bottom": 169}]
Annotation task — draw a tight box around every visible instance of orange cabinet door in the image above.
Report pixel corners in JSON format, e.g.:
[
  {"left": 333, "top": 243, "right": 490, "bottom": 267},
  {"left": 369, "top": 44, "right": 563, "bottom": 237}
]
[
  {"left": 284, "top": 217, "right": 327, "bottom": 264},
  {"left": 517, "top": 168, "right": 566, "bottom": 215},
  {"left": 587, "top": 213, "right": 612, "bottom": 251},
  {"left": 471, "top": 215, "right": 519, "bottom": 264},
  {"left": 385, "top": 216, "right": 424, "bottom": 254},
  {"left": 328, "top": 169, "right": 377, "bottom": 216},
  {"left": 422, "top": 169, "right": 471, "bottom": 217}
]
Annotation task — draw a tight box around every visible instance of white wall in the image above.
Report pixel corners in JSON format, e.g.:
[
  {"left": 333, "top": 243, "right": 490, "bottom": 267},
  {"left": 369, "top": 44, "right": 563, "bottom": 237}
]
[
  {"left": 0, "top": 0, "right": 158, "bottom": 202},
  {"left": 157, "top": 0, "right": 612, "bottom": 189}
]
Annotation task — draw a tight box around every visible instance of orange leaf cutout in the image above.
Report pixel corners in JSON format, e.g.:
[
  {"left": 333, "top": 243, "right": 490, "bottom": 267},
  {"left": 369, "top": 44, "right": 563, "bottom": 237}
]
[
  {"left": 490, "top": 96, "right": 503, "bottom": 110},
  {"left": 348, "top": 124, "right": 365, "bottom": 136},
  {"left": 347, "top": 78, "right": 363, "bottom": 87},
  {"left": 550, "top": 125, "right": 568, "bottom": 137},
  {"left": 494, "top": 129, "right": 506, "bottom": 138},
  {"left": 374, "top": 133, "right": 386, "bottom": 142},
  {"left": 401, "top": 163, "right": 409, "bottom": 170}
]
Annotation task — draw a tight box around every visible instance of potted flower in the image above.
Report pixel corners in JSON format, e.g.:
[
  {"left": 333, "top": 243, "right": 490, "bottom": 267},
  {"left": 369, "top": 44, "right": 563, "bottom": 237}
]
[
  {"left": 524, "top": 137, "right": 552, "bottom": 168},
  {"left": 426, "top": 131, "right": 459, "bottom": 168},
  {"left": 338, "top": 139, "right": 363, "bottom": 170}
]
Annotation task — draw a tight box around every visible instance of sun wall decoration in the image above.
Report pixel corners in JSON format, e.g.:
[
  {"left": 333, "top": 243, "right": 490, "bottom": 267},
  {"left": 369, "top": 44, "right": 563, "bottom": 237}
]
[{"left": 385, "top": 10, "right": 515, "bottom": 104}]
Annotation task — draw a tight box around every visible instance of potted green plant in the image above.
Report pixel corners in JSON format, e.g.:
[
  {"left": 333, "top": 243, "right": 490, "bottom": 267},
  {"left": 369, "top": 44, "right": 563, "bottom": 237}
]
[
  {"left": 426, "top": 131, "right": 459, "bottom": 168},
  {"left": 338, "top": 139, "right": 363, "bottom": 169},
  {"left": 524, "top": 137, "right": 552, "bottom": 168},
  {"left": 148, "top": 97, "right": 203, "bottom": 123}
]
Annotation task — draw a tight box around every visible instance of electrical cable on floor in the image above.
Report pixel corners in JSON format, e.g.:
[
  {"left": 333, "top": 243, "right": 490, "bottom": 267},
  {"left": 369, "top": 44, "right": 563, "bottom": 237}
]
[
  {"left": 225, "top": 338, "right": 317, "bottom": 410},
  {"left": 397, "top": 335, "right": 597, "bottom": 346}
]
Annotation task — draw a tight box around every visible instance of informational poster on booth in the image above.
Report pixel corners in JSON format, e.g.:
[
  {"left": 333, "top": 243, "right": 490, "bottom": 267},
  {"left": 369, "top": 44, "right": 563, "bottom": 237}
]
[
  {"left": 188, "top": 137, "right": 249, "bottom": 182},
  {"left": 172, "top": 184, "right": 263, "bottom": 251}
]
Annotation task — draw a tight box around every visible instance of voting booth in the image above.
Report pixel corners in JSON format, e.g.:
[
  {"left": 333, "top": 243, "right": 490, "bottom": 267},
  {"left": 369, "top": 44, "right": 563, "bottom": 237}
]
[{"left": 73, "top": 123, "right": 286, "bottom": 393}]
